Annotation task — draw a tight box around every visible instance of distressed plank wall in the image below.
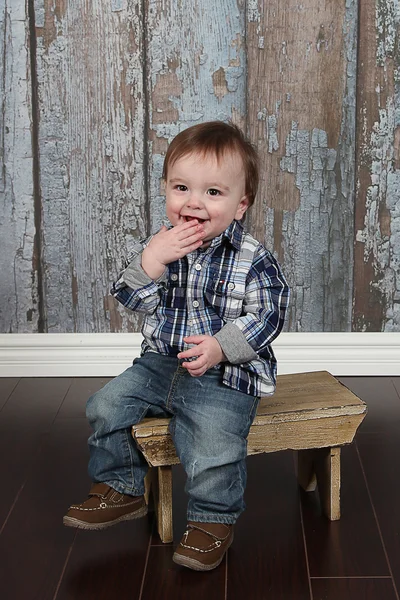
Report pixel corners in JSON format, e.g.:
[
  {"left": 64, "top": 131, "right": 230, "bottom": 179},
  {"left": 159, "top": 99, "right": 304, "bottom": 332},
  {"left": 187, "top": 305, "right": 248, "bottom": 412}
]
[
  {"left": 147, "top": 0, "right": 246, "bottom": 231},
  {"left": 247, "top": 0, "right": 357, "bottom": 331},
  {"left": 34, "top": 0, "right": 146, "bottom": 332},
  {"left": 354, "top": 0, "right": 400, "bottom": 332},
  {"left": 0, "top": 0, "right": 399, "bottom": 333},
  {"left": 0, "top": 1, "right": 38, "bottom": 332}
]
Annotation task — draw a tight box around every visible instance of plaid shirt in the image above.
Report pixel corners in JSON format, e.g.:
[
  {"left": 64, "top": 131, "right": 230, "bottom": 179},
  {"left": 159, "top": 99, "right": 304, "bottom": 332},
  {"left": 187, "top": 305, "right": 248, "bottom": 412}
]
[{"left": 111, "top": 220, "right": 290, "bottom": 397}]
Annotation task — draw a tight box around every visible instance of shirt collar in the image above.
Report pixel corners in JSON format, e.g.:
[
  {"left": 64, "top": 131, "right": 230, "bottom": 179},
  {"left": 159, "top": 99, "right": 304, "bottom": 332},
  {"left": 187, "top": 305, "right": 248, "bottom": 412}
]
[{"left": 207, "top": 220, "right": 244, "bottom": 252}]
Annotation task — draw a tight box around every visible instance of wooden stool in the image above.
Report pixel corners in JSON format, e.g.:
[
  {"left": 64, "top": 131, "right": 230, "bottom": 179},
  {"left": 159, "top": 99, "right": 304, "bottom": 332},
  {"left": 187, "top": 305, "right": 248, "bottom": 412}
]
[{"left": 132, "top": 371, "right": 367, "bottom": 543}]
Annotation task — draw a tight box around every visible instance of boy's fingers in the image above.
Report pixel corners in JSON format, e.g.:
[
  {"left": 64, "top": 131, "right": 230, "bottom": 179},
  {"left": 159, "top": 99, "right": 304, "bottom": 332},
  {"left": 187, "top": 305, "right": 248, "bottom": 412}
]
[
  {"left": 178, "top": 231, "right": 205, "bottom": 248},
  {"left": 178, "top": 347, "right": 199, "bottom": 359},
  {"left": 182, "top": 356, "right": 206, "bottom": 370},
  {"left": 183, "top": 335, "right": 206, "bottom": 344}
]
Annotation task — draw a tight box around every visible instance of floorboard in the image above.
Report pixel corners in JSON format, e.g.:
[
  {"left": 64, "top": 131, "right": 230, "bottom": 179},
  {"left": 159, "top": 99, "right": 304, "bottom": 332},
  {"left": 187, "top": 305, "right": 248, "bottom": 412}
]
[
  {"left": 0, "top": 418, "right": 90, "bottom": 600},
  {"left": 357, "top": 434, "right": 400, "bottom": 597},
  {"left": 227, "top": 452, "right": 311, "bottom": 600},
  {"left": 311, "top": 578, "right": 397, "bottom": 600},
  {"left": 0, "top": 378, "right": 72, "bottom": 528},
  {"left": 301, "top": 444, "right": 389, "bottom": 577},
  {"left": 339, "top": 377, "right": 400, "bottom": 435},
  {"left": 0, "top": 375, "right": 399, "bottom": 600},
  {"left": 141, "top": 546, "right": 226, "bottom": 600},
  {"left": 0, "top": 377, "right": 19, "bottom": 410}
]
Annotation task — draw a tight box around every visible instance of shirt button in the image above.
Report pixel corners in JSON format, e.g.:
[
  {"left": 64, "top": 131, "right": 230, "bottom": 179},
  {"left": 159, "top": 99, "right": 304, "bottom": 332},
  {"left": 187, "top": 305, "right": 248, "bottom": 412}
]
[
  {"left": 192, "top": 300, "right": 200, "bottom": 308},
  {"left": 188, "top": 319, "right": 193, "bottom": 326},
  {"left": 170, "top": 274, "right": 178, "bottom": 281},
  {"left": 227, "top": 282, "right": 235, "bottom": 290},
  {"left": 195, "top": 264, "right": 202, "bottom": 271}
]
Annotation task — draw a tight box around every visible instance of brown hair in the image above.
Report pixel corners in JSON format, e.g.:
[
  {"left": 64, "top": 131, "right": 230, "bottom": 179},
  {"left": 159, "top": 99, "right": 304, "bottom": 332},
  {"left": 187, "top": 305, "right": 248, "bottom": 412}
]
[{"left": 162, "top": 121, "right": 259, "bottom": 207}]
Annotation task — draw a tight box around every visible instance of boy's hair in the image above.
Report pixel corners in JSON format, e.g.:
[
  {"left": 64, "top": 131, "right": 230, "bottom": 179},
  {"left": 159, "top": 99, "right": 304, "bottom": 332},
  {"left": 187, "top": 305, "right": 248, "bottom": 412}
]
[{"left": 162, "top": 121, "right": 259, "bottom": 207}]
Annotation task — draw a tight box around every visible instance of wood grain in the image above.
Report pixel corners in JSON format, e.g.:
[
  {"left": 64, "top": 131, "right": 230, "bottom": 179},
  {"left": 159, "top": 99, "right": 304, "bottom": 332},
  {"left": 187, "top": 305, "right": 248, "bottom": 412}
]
[
  {"left": 354, "top": 0, "right": 400, "bottom": 332},
  {"left": 246, "top": 0, "right": 358, "bottom": 332},
  {"left": 146, "top": 0, "right": 246, "bottom": 231},
  {"left": 0, "top": 2, "right": 38, "bottom": 332},
  {"left": 35, "top": 0, "right": 147, "bottom": 332},
  {"left": 132, "top": 371, "right": 367, "bottom": 467}
]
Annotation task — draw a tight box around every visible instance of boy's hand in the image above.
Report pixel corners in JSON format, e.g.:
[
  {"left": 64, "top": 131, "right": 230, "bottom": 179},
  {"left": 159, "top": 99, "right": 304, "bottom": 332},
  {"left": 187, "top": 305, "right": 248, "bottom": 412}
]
[
  {"left": 178, "top": 335, "right": 226, "bottom": 377},
  {"left": 141, "top": 221, "right": 205, "bottom": 280}
]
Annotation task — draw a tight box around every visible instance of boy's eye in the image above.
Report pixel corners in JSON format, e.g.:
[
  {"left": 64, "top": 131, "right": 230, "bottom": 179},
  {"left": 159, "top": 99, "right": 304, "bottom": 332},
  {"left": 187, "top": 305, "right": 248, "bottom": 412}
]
[
  {"left": 207, "top": 188, "right": 221, "bottom": 196},
  {"left": 175, "top": 185, "right": 188, "bottom": 192}
]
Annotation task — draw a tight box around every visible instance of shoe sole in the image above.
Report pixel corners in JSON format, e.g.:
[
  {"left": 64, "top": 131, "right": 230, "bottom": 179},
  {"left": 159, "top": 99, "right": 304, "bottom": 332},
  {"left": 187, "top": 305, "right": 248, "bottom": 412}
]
[
  {"left": 63, "top": 505, "right": 148, "bottom": 530},
  {"left": 172, "top": 532, "right": 234, "bottom": 571}
]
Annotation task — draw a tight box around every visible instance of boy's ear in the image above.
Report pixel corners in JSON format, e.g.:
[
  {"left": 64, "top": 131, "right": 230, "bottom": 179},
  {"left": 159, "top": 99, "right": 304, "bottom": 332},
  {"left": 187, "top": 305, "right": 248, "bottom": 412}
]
[{"left": 235, "top": 195, "right": 250, "bottom": 220}]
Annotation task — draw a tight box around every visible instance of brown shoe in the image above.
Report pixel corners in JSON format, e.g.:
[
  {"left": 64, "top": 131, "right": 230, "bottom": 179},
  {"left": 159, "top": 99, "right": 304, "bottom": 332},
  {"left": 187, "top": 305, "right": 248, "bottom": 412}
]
[
  {"left": 63, "top": 483, "right": 147, "bottom": 530},
  {"left": 173, "top": 521, "right": 234, "bottom": 571}
]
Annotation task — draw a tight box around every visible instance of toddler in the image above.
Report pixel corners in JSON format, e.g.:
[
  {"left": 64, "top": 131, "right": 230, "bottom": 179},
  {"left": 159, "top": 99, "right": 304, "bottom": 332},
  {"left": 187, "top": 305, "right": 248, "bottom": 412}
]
[{"left": 64, "top": 121, "right": 290, "bottom": 571}]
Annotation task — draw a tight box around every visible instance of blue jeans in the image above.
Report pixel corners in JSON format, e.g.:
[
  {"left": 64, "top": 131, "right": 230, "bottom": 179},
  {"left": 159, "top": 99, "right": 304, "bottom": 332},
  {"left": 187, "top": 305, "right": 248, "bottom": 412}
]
[{"left": 86, "top": 352, "right": 259, "bottom": 524}]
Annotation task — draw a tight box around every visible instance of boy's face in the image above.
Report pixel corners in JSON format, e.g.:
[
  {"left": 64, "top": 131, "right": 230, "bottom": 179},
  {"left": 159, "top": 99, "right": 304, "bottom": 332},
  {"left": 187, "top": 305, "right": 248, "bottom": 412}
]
[{"left": 165, "top": 151, "right": 249, "bottom": 247}]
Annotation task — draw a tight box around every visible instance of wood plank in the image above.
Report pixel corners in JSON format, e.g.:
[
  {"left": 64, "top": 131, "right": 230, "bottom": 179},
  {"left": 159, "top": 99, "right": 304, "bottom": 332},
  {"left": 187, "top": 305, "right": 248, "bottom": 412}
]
[
  {"left": 55, "top": 427, "right": 152, "bottom": 600},
  {"left": 0, "top": 2, "right": 38, "bottom": 332},
  {"left": 0, "top": 378, "right": 19, "bottom": 410},
  {"left": 353, "top": 0, "right": 400, "bottom": 331},
  {"left": 56, "top": 376, "right": 112, "bottom": 419},
  {"left": 339, "top": 377, "right": 400, "bottom": 434},
  {"left": 357, "top": 434, "right": 400, "bottom": 595},
  {"left": 302, "top": 444, "right": 389, "bottom": 576},
  {"left": 256, "top": 371, "right": 366, "bottom": 416},
  {"left": 0, "top": 418, "right": 93, "bottom": 599},
  {"left": 133, "top": 372, "right": 367, "bottom": 466},
  {"left": 246, "top": 0, "right": 357, "bottom": 332},
  {"left": 146, "top": 0, "right": 246, "bottom": 231},
  {"left": 141, "top": 546, "right": 226, "bottom": 600},
  {"left": 227, "top": 452, "right": 310, "bottom": 600},
  {"left": 34, "top": 0, "right": 147, "bottom": 332},
  {"left": 135, "top": 413, "right": 365, "bottom": 467},
  {"left": 0, "top": 378, "right": 71, "bottom": 527},
  {"left": 311, "top": 578, "right": 397, "bottom": 600}
]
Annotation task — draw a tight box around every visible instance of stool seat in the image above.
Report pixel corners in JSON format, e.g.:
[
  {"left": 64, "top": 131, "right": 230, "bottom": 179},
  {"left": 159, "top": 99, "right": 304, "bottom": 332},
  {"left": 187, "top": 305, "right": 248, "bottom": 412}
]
[{"left": 132, "top": 371, "right": 367, "bottom": 543}]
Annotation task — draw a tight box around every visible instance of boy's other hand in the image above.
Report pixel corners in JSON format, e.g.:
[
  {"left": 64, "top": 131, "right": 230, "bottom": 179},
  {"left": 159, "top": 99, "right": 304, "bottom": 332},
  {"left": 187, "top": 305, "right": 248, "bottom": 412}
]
[
  {"left": 178, "top": 335, "right": 226, "bottom": 377},
  {"left": 141, "top": 221, "right": 205, "bottom": 280}
]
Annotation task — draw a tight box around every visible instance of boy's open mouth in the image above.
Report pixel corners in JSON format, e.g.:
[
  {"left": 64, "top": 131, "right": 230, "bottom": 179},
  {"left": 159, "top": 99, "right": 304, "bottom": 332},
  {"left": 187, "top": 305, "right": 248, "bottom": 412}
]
[{"left": 183, "top": 216, "right": 206, "bottom": 224}]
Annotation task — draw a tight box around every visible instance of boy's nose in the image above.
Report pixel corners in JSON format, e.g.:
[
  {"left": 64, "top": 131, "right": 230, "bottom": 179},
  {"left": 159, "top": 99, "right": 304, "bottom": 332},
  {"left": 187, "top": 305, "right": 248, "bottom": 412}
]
[{"left": 186, "top": 193, "right": 203, "bottom": 209}]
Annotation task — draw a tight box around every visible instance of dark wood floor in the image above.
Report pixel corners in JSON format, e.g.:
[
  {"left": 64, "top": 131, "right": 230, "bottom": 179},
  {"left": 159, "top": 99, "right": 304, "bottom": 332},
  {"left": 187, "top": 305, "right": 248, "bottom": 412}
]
[{"left": 0, "top": 375, "right": 399, "bottom": 600}]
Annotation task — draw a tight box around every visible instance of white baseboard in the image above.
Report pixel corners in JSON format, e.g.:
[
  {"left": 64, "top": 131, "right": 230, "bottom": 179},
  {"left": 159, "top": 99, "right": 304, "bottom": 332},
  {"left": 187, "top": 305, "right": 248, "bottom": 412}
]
[{"left": 1, "top": 332, "right": 399, "bottom": 377}]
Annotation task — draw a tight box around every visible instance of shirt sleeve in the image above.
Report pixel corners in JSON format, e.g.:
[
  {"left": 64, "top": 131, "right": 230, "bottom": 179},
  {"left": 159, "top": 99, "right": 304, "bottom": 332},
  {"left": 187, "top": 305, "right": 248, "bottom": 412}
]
[
  {"left": 214, "top": 245, "right": 290, "bottom": 364},
  {"left": 110, "top": 240, "right": 167, "bottom": 314}
]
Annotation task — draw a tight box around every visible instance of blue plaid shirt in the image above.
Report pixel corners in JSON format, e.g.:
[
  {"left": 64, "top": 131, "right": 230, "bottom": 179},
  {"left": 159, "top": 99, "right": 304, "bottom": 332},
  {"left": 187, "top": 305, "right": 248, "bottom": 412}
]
[{"left": 111, "top": 220, "right": 289, "bottom": 397}]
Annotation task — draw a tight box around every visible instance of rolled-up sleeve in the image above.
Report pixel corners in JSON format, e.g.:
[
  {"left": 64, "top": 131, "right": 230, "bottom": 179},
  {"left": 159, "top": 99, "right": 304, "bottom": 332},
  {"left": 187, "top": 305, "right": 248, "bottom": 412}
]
[
  {"left": 110, "top": 241, "right": 167, "bottom": 314},
  {"left": 214, "top": 247, "right": 289, "bottom": 363}
]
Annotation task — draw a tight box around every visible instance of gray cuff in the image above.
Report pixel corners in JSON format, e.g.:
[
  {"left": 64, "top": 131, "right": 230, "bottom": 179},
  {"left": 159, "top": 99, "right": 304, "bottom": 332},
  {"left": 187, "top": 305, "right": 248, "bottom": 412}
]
[
  {"left": 122, "top": 253, "right": 167, "bottom": 288},
  {"left": 214, "top": 322, "right": 258, "bottom": 364}
]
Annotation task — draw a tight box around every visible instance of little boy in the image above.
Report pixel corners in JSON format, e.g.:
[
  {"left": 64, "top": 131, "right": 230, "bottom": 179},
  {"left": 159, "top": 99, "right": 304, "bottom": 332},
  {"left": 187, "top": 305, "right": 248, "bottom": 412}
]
[{"left": 63, "top": 121, "right": 289, "bottom": 571}]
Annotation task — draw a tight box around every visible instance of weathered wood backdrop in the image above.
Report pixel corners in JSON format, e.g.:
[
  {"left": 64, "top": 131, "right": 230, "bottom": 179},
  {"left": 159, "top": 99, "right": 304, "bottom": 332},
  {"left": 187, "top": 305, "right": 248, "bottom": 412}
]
[{"left": 1, "top": 0, "right": 399, "bottom": 333}]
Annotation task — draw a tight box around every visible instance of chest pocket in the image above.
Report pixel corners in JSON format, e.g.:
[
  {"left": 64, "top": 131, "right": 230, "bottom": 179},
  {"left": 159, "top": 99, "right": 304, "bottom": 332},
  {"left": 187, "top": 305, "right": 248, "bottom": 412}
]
[{"left": 205, "top": 274, "right": 246, "bottom": 320}]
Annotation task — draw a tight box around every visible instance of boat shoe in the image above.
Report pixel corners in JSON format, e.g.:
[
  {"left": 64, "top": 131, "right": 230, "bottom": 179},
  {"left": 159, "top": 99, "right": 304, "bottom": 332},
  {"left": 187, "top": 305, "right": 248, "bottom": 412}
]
[
  {"left": 173, "top": 521, "right": 234, "bottom": 571},
  {"left": 63, "top": 483, "right": 147, "bottom": 530}
]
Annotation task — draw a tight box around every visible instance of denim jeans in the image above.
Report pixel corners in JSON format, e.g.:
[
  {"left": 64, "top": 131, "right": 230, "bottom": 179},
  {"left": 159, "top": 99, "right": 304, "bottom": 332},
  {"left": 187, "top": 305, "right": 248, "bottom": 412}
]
[{"left": 86, "top": 352, "right": 259, "bottom": 524}]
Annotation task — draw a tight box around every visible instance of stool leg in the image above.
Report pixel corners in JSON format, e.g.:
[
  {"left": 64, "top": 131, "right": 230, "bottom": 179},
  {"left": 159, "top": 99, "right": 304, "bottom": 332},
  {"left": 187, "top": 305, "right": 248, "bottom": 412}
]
[
  {"left": 297, "top": 450, "right": 317, "bottom": 492},
  {"left": 155, "top": 466, "right": 173, "bottom": 543},
  {"left": 144, "top": 468, "right": 155, "bottom": 507},
  {"left": 314, "top": 447, "right": 341, "bottom": 521},
  {"left": 297, "top": 447, "right": 341, "bottom": 520}
]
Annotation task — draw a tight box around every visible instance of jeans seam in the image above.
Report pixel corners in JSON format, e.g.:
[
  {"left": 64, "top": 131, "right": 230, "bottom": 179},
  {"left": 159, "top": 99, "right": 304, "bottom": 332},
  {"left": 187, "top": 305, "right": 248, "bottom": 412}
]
[
  {"left": 122, "top": 405, "right": 150, "bottom": 494},
  {"left": 166, "top": 365, "right": 184, "bottom": 410}
]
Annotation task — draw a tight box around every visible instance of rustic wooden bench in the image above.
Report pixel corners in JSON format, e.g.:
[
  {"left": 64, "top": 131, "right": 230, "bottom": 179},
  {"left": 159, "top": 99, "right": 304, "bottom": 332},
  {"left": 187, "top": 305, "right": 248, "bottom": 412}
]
[{"left": 132, "top": 371, "right": 367, "bottom": 543}]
